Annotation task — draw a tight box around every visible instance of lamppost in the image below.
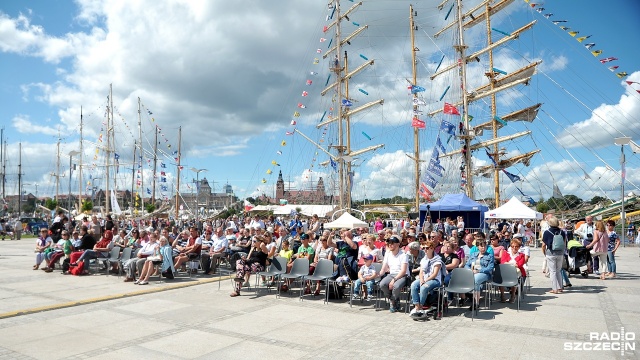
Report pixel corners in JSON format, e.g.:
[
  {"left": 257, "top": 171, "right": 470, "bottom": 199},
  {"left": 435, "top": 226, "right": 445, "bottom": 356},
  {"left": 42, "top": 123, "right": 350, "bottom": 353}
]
[
  {"left": 68, "top": 150, "right": 80, "bottom": 216},
  {"left": 190, "top": 167, "right": 207, "bottom": 225},
  {"left": 614, "top": 137, "right": 631, "bottom": 247}
]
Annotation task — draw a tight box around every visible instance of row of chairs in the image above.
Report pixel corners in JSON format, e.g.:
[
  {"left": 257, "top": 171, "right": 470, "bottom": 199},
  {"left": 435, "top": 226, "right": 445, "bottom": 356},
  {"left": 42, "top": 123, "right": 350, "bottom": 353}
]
[{"left": 235, "top": 257, "right": 524, "bottom": 322}]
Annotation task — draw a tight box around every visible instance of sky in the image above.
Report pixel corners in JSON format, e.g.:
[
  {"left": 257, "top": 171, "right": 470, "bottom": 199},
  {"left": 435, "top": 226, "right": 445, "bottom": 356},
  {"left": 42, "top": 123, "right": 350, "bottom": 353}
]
[{"left": 0, "top": 0, "right": 639, "bottom": 208}]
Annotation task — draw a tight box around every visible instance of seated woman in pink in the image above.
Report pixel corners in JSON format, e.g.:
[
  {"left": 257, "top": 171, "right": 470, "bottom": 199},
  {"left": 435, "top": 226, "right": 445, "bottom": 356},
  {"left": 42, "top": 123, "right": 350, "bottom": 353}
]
[
  {"left": 358, "top": 234, "right": 382, "bottom": 266},
  {"left": 490, "top": 235, "right": 505, "bottom": 263},
  {"left": 499, "top": 239, "right": 526, "bottom": 303}
]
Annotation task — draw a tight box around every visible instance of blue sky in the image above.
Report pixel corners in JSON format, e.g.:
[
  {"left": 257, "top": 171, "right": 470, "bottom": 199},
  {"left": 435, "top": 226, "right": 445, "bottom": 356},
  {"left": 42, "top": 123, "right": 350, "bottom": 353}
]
[{"left": 0, "top": 0, "right": 639, "bottom": 208}]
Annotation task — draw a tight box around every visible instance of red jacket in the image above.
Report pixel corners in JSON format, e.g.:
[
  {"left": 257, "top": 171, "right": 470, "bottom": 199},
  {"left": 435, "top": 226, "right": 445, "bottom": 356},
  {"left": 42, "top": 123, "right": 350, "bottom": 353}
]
[{"left": 500, "top": 250, "right": 526, "bottom": 277}]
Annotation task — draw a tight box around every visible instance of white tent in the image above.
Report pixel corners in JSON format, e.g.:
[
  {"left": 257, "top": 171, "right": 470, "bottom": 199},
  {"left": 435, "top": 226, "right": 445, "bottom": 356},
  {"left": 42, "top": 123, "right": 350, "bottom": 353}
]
[
  {"left": 323, "top": 212, "right": 368, "bottom": 229},
  {"left": 485, "top": 196, "right": 543, "bottom": 220}
]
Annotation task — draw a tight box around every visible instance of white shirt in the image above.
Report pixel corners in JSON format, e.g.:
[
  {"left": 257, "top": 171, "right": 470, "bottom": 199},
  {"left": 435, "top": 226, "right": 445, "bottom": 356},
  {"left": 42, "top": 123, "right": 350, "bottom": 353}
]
[
  {"left": 383, "top": 250, "right": 408, "bottom": 275},
  {"left": 211, "top": 235, "right": 228, "bottom": 252}
]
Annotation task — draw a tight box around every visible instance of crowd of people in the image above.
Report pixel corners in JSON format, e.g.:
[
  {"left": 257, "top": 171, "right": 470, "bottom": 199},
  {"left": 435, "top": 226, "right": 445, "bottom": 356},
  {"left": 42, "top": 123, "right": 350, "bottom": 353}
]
[{"left": 25, "top": 210, "right": 622, "bottom": 318}]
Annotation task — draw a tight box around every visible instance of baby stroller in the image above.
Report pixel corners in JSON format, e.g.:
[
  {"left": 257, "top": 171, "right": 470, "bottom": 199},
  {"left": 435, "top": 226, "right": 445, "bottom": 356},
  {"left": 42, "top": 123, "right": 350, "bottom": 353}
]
[{"left": 568, "top": 246, "right": 591, "bottom": 278}]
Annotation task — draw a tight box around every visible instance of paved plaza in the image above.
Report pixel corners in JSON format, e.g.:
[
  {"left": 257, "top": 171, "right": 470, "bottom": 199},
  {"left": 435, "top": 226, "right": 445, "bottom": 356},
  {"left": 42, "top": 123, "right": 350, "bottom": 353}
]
[{"left": 0, "top": 239, "right": 638, "bottom": 359}]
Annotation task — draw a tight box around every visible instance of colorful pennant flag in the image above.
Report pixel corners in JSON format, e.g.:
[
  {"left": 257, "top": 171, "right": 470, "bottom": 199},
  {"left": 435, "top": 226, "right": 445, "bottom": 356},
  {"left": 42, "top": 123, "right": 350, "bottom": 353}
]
[
  {"left": 599, "top": 57, "right": 618, "bottom": 64},
  {"left": 411, "top": 117, "right": 426, "bottom": 129},
  {"left": 443, "top": 103, "right": 460, "bottom": 115}
]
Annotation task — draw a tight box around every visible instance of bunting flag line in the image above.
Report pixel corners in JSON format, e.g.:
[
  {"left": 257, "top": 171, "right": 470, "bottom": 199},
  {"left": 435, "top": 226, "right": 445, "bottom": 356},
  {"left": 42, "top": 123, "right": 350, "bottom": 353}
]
[
  {"left": 584, "top": 43, "right": 595, "bottom": 50},
  {"left": 576, "top": 35, "right": 591, "bottom": 42},
  {"left": 599, "top": 57, "right": 618, "bottom": 64},
  {"left": 591, "top": 50, "right": 603, "bottom": 57},
  {"left": 608, "top": 65, "right": 619, "bottom": 72}
]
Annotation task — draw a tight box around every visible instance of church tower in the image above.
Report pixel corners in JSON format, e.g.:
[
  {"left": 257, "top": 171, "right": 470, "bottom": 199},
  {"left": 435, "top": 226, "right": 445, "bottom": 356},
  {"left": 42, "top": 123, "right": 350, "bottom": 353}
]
[{"left": 276, "top": 170, "right": 285, "bottom": 200}]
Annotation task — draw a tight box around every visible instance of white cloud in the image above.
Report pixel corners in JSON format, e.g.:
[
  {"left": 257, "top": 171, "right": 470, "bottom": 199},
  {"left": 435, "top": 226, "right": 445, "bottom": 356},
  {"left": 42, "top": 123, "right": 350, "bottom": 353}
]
[
  {"left": 12, "top": 115, "right": 59, "bottom": 136},
  {"left": 555, "top": 71, "right": 640, "bottom": 148}
]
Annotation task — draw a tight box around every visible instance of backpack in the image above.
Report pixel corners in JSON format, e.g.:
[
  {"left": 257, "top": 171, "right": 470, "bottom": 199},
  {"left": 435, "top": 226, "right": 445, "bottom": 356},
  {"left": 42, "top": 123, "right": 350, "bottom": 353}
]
[
  {"left": 548, "top": 230, "right": 566, "bottom": 252},
  {"left": 69, "top": 260, "right": 85, "bottom": 276}
]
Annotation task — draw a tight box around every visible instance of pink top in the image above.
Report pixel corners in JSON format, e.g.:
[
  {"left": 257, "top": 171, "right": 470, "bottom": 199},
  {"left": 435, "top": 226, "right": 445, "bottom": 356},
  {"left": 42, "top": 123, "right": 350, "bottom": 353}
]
[
  {"left": 591, "top": 230, "right": 608, "bottom": 253},
  {"left": 374, "top": 221, "right": 384, "bottom": 232}
]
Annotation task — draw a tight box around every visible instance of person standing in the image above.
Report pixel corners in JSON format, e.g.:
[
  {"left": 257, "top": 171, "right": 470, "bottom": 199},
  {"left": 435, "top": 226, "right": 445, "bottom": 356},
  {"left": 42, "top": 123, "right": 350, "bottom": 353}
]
[
  {"left": 585, "top": 221, "right": 609, "bottom": 280},
  {"left": 575, "top": 215, "right": 598, "bottom": 275},
  {"left": 605, "top": 220, "right": 621, "bottom": 278},
  {"left": 542, "top": 216, "right": 565, "bottom": 293},
  {"left": 13, "top": 218, "right": 23, "bottom": 240}
]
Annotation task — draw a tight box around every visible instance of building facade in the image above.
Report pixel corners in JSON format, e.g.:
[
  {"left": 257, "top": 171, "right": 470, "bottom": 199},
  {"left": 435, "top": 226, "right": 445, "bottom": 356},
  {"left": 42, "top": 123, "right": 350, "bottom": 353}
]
[{"left": 275, "top": 170, "right": 333, "bottom": 205}]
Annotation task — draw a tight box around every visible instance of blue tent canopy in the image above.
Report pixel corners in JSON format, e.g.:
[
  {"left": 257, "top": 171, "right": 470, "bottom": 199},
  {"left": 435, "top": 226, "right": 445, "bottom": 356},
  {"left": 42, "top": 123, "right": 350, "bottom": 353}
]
[{"left": 419, "top": 193, "right": 489, "bottom": 230}]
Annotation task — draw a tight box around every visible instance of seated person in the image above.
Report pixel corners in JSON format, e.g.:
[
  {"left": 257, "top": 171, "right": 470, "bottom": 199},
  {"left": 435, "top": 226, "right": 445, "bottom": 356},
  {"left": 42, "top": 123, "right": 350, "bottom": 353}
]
[
  {"left": 173, "top": 227, "right": 202, "bottom": 272},
  {"left": 113, "top": 229, "right": 129, "bottom": 248},
  {"left": 358, "top": 234, "right": 382, "bottom": 266},
  {"left": 310, "top": 236, "right": 333, "bottom": 295},
  {"left": 202, "top": 227, "right": 228, "bottom": 275},
  {"left": 44, "top": 231, "right": 73, "bottom": 272},
  {"left": 278, "top": 239, "right": 294, "bottom": 262},
  {"left": 283, "top": 233, "right": 314, "bottom": 292},
  {"left": 136, "top": 236, "right": 173, "bottom": 284},
  {"left": 352, "top": 254, "right": 377, "bottom": 300},
  {"left": 440, "top": 239, "right": 460, "bottom": 285},
  {"left": 490, "top": 235, "right": 505, "bottom": 263},
  {"left": 406, "top": 241, "right": 425, "bottom": 281},
  {"left": 464, "top": 239, "right": 495, "bottom": 311},
  {"left": 75, "top": 230, "right": 115, "bottom": 273},
  {"left": 76, "top": 226, "right": 96, "bottom": 251},
  {"left": 378, "top": 236, "right": 408, "bottom": 313},
  {"left": 499, "top": 239, "right": 526, "bottom": 303},
  {"left": 34, "top": 229, "right": 53, "bottom": 270},
  {"left": 230, "top": 236, "right": 269, "bottom": 297},
  {"left": 123, "top": 233, "right": 159, "bottom": 282},
  {"left": 410, "top": 240, "right": 445, "bottom": 317}
]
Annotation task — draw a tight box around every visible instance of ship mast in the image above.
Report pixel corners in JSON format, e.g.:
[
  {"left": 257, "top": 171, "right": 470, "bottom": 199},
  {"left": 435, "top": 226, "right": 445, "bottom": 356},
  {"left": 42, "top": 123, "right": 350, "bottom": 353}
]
[
  {"left": 137, "top": 97, "right": 145, "bottom": 213},
  {"left": 105, "top": 84, "right": 112, "bottom": 214},
  {"left": 455, "top": 0, "right": 473, "bottom": 197},
  {"left": 409, "top": 5, "right": 421, "bottom": 211},
  {"left": 431, "top": 0, "right": 541, "bottom": 202},
  {"left": 484, "top": 2, "right": 500, "bottom": 205},
  {"left": 78, "top": 107, "right": 83, "bottom": 211},
  {"left": 316, "top": 0, "right": 384, "bottom": 211},
  {"left": 175, "top": 126, "right": 182, "bottom": 219}
]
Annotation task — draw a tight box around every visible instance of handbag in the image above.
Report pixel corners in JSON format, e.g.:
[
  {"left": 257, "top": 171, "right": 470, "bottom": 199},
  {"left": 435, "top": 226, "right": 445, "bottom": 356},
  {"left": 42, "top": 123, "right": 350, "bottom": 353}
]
[{"left": 147, "top": 255, "right": 161, "bottom": 262}]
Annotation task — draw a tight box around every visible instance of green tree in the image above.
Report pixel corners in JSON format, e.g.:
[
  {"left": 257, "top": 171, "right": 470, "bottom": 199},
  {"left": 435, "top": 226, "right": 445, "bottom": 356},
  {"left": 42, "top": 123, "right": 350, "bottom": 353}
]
[
  {"left": 81, "top": 200, "right": 93, "bottom": 212},
  {"left": 590, "top": 196, "right": 608, "bottom": 205},
  {"left": 44, "top": 199, "right": 58, "bottom": 210},
  {"left": 145, "top": 204, "right": 156, "bottom": 213},
  {"left": 536, "top": 201, "right": 550, "bottom": 213}
]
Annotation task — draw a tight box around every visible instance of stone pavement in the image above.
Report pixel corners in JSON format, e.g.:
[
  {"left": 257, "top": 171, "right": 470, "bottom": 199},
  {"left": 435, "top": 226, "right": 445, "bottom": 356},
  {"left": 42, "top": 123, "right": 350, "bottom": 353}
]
[{"left": 0, "top": 239, "right": 638, "bottom": 359}]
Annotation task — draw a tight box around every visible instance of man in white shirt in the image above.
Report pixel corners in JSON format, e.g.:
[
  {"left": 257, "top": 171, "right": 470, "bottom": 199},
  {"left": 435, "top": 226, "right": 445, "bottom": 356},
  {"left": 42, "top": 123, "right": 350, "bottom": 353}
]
[
  {"left": 202, "top": 227, "right": 228, "bottom": 274},
  {"left": 13, "top": 218, "right": 23, "bottom": 240}
]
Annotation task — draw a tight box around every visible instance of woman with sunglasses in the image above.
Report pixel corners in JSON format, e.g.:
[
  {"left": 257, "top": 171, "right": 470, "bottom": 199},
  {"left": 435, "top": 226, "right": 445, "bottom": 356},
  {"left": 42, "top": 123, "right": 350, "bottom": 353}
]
[{"left": 230, "top": 235, "right": 268, "bottom": 297}]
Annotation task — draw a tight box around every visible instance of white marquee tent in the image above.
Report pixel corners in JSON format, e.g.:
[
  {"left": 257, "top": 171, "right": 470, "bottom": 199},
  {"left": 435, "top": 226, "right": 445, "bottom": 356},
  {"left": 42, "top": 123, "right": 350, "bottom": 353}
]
[
  {"left": 323, "top": 212, "right": 368, "bottom": 229},
  {"left": 485, "top": 196, "right": 543, "bottom": 220}
]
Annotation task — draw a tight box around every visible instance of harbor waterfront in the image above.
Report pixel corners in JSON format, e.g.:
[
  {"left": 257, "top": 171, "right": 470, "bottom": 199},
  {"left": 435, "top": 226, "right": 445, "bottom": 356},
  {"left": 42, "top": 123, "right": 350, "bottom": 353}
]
[{"left": 0, "top": 239, "right": 638, "bottom": 359}]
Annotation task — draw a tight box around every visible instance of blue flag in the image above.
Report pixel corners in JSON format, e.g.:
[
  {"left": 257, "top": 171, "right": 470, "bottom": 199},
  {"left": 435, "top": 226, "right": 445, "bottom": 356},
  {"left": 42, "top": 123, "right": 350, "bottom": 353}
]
[
  {"left": 431, "top": 149, "right": 439, "bottom": 161},
  {"left": 436, "top": 137, "right": 446, "bottom": 154},
  {"left": 429, "top": 158, "right": 444, "bottom": 171},
  {"left": 146, "top": 188, "right": 151, "bottom": 195},
  {"left": 503, "top": 170, "right": 521, "bottom": 183},
  {"left": 411, "top": 85, "right": 425, "bottom": 94},
  {"left": 485, "top": 149, "right": 498, "bottom": 166},
  {"left": 330, "top": 158, "right": 337, "bottom": 171},
  {"left": 440, "top": 120, "right": 456, "bottom": 135},
  {"left": 423, "top": 173, "right": 438, "bottom": 189},
  {"left": 161, "top": 185, "right": 168, "bottom": 191},
  {"left": 161, "top": 162, "right": 166, "bottom": 168},
  {"left": 428, "top": 162, "right": 443, "bottom": 177}
]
